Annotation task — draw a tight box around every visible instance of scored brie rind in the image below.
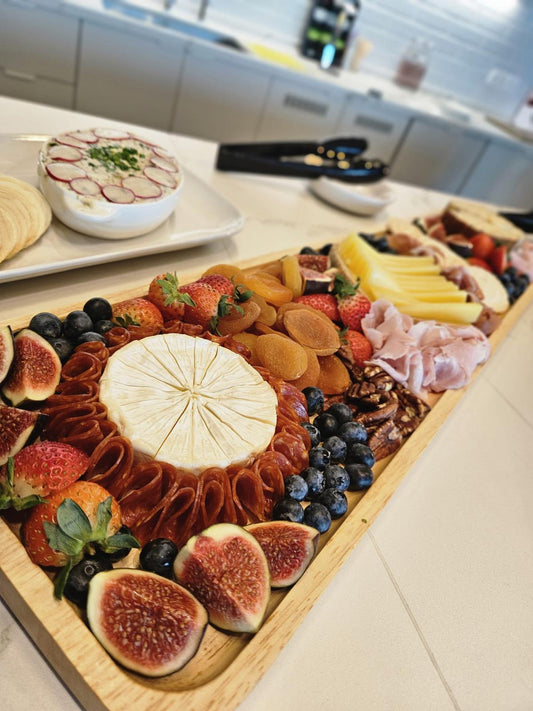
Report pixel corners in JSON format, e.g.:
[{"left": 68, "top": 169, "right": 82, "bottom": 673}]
[{"left": 98, "top": 333, "right": 278, "bottom": 475}]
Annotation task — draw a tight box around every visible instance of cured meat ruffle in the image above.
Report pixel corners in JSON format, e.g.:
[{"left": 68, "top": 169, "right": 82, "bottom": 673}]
[{"left": 40, "top": 330, "right": 310, "bottom": 547}]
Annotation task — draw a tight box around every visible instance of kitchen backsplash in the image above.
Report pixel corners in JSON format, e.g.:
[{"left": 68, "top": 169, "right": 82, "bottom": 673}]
[{"left": 206, "top": 0, "right": 532, "bottom": 114}]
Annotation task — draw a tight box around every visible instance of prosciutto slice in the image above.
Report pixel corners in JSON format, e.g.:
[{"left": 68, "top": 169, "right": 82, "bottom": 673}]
[{"left": 362, "top": 299, "right": 490, "bottom": 398}]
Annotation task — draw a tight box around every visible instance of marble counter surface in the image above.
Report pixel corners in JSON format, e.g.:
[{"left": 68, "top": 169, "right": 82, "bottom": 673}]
[{"left": 1, "top": 96, "right": 533, "bottom": 711}]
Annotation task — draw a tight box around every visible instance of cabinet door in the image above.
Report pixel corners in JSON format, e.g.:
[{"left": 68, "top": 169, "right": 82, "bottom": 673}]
[
  {"left": 256, "top": 76, "right": 345, "bottom": 141},
  {"left": 335, "top": 95, "right": 411, "bottom": 164},
  {"left": 77, "top": 22, "right": 185, "bottom": 131},
  {"left": 0, "top": 0, "right": 79, "bottom": 83},
  {"left": 460, "top": 140, "right": 533, "bottom": 210},
  {"left": 390, "top": 119, "right": 488, "bottom": 194},
  {"left": 172, "top": 45, "right": 271, "bottom": 142},
  {"left": 0, "top": 68, "right": 74, "bottom": 108}
]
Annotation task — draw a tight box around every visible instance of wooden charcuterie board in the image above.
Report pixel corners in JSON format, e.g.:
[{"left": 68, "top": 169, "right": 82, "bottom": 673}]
[{"left": 1, "top": 246, "right": 532, "bottom": 711}]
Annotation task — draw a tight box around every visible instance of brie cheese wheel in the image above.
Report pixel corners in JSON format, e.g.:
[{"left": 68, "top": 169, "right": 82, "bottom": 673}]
[{"left": 99, "top": 334, "right": 278, "bottom": 474}]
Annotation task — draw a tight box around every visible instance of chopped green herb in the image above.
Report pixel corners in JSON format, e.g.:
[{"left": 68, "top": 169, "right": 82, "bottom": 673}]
[{"left": 87, "top": 144, "right": 141, "bottom": 173}]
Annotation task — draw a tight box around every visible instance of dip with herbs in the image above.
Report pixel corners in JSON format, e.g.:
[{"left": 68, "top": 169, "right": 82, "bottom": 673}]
[{"left": 41, "top": 128, "right": 181, "bottom": 204}]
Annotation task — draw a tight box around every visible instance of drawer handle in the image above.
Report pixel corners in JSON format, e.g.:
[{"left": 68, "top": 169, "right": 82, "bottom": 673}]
[
  {"left": 4, "top": 68, "right": 36, "bottom": 82},
  {"left": 354, "top": 115, "right": 393, "bottom": 134},
  {"left": 283, "top": 94, "right": 328, "bottom": 116}
]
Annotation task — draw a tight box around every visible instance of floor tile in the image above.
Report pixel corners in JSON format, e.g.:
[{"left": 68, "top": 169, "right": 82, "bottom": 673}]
[
  {"left": 238, "top": 534, "right": 456, "bottom": 711},
  {"left": 371, "top": 378, "right": 533, "bottom": 711}
]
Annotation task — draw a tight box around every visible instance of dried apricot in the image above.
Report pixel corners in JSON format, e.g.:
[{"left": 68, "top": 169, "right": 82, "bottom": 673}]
[
  {"left": 202, "top": 263, "right": 246, "bottom": 284},
  {"left": 317, "top": 355, "right": 351, "bottom": 394},
  {"left": 290, "top": 347, "right": 320, "bottom": 390},
  {"left": 281, "top": 255, "right": 304, "bottom": 298},
  {"left": 243, "top": 273, "right": 294, "bottom": 307},
  {"left": 217, "top": 299, "right": 261, "bottom": 336},
  {"left": 251, "top": 293, "right": 277, "bottom": 326},
  {"left": 232, "top": 332, "right": 259, "bottom": 363},
  {"left": 276, "top": 301, "right": 333, "bottom": 331},
  {"left": 247, "top": 260, "right": 282, "bottom": 278},
  {"left": 256, "top": 333, "right": 308, "bottom": 380},
  {"left": 283, "top": 309, "right": 340, "bottom": 356}
]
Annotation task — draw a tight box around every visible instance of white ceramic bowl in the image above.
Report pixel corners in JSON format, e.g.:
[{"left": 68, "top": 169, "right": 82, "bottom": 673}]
[
  {"left": 38, "top": 129, "right": 184, "bottom": 239},
  {"left": 310, "top": 176, "right": 393, "bottom": 216}
]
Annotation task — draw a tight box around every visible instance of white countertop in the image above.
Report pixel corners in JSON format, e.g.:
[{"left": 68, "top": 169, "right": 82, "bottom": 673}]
[{"left": 1, "top": 96, "right": 533, "bottom": 711}]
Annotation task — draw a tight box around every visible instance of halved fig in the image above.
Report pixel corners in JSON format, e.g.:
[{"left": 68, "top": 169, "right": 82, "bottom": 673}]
[
  {"left": 46, "top": 162, "right": 86, "bottom": 182},
  {"left": 87, "top": 569, "right": 208, "bottom": 677},
  {"left": 1, "top": 329, "right": 61, "bottom": 406},
  {"left": 246, "top": 521, "right": 319, "bottom": 587},
  {"left": 0, "top": 325, "right": 14, "bottom": 383},
  {"left": 174, "top": 523, "right": 270, "bottom": 633},
  {"left": 300, "top": 267, "right": 333, "bottom": 294},
  {"left": 0, "top": 405, "right": 44, "bottom": 465}
]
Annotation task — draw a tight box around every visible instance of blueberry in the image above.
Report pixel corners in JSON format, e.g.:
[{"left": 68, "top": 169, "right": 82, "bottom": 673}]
[
  {"left": 303, "top": 502, "right": 331, "bottom": 533},
  {"left": 83, "top": 297, "right": 113, "bottom": 323},
  {"left": 64, "top": 556, "right": 113, "bottom": 607},
  {"left": 48, "top": 336, "right": 74, "bottom": 363},
  {"left": 346, "top": 463, "right": 374, "bottom": 491},
  {"left": 308, "top": 446, "right": 330, "bottom": 470},
  {"left": 319, "top": 243, "right": 332, "bottom": 255},
  {"left": 76, "top": 331, "right": 107, "bottom": 345},
  {"left": 314, "top": 412, "right": 338, "bottom": 439},
  {"left": 95, "top": 525, "right": 135, "bottom": 563},
  {"left": 322, "top": 435, "right": 347, "bottom": 463},
  {"left": 324, "top": 464, "right": 350, "bottom": 492},
  {"left": 325, "top": 402, "right": 353, "bottom": 424},
  {"left": 29, "top": 312, "right": 62, "bottom": 340},
  {"left": 284, "top": 474, "right": 309, "bottom": 501},
  {"left": 94, "top": 319, "right": 115, "bottom": 335},
  {"left": 63, "top": 310, "right": 94, "bottom": 341},
  {"left": 302, "top": 386, "right": 324, "bottom": 416},
  {"left": 347, "top": 443, "right": 375, "bottom": 468},
  {"left": 506, "top": 266, "right": 518, "bottom": 279},
  {"left": 301, "top": 466, "right": 325, "bottom": 499},
  {"left": 318, "top": 488, "right": 348, "bottom": 519},
  {"left": 301, "top": 422, "right": 321, "bottom": 447},
  {"left": 140, "top": 538, "right": 178, "bottom": 578},
  {"left": 299, "top": 246, "right": 319, "bottom": 255},
  {"left": 272, "top": 497, "right": 305, "bottom": 523},
  {"left": 338, "top": 421, "right": 368, "bottom": 446}
]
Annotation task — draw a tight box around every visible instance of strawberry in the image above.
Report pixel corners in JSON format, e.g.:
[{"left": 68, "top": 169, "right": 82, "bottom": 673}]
[
  {"left": 147, "top": 272, "right": 195, "bottom": 321},
  {"left": 196, "top": 273, "right": 234, "bottom": 296},
  {"left": 112, "top": 297, "right": 164, "bottom": 333},
  {"left": 21, "top": 480, "right": 138, "bottom": 598},
  {"left": 467, "top": 256, "right": 492, "bottom": 271},
  {"left": 470, "top": 232, "right": 495, "bottom": 261},
  {"left": 293, "top": 293, "right": 340, "bottom": 322},
  {"left": 180, "top": 281, "right": 224, "bottom": 331},
  {"left": 489, "top": 245, "right": 509, "bottom": 275},
  {"left": 345, "top": 330, "right": 372, "bottom": 367},
  {"left": 0, "top": 441, "right": 89, "bottom": 511},
  {"left": 334, "top": 274, "right": 372, "bottom": 332}
]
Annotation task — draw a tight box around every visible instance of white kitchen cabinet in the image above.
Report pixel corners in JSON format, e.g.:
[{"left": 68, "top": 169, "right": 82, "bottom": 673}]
[
  {"left": 255, "top": 75, "right": 346, "bottom": 141},
  {"left": 389, "top": 118, "right": 488, "bottom": 194},
  {"left": 459, "top": 139, "right": 533, "bottom": 209},
  {"left": 334, "top": 95, "right": 411, "bottom": 164},
  {"left": 0, "top": 0, "right": 78, "bottom": 106},
  {"left": 172, "top": 44, "right": 271, "bottom": 142},
  {"left": 76, "top": 21, "right": 186, "bottom": 131}
]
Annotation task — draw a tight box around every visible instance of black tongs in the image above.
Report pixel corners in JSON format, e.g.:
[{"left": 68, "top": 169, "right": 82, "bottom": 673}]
[
  {"left": 499, "top": 209, "right": 533, "bottom": 233},
  {"left": 216, "top": 137, "right": 389, "bottom": 183}
]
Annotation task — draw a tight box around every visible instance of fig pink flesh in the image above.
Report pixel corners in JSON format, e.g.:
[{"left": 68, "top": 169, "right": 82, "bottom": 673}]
[
  {"left": 1, "top": 330, "right": 61, "bottom": 406},
  {"left": 175, "top": 524, "right": 270, "bottom": 633}
]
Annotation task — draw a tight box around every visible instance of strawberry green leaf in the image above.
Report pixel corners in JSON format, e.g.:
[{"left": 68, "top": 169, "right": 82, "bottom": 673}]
[
  {"left": 100, "top": 531, "right": 140, "bottom": 552},
  {"left": 114, "top": 313, "right": 140, "bottom": 328},
  {"left": 43, "top": 520, "right": 85, "bottom": 557},
  {"left": 53, "top": 558, "right": 75, "bottom": 600},
  {"left": 56, "top": 498, "right": 93, "bottom": 541},
  {"left": 234, "top": 284, "right": 253, "bottom": 303},
  {"left": 157, "top": 272, "right": 196, "bottom": 307},
  {"left": 92, "top": 496, "right": 113, "bottom": 540},
  {"left": 333, "top": 273, "right": 360, "bottom": 298},
  {"left": 11, "top": 494, "right": 46, "bottom": 511}
]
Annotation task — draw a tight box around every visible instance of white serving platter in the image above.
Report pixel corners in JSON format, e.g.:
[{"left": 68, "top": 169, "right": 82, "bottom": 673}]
[{"left": 0, "top": 134, "right": 244, "bottom": 284}]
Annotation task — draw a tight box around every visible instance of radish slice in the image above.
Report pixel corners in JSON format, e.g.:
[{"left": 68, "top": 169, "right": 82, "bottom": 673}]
[
  {"left": 94, "top": 128, "right": 131, "bottom": 140},
  {"left": 46, "top": 162, "right": 87, "bottom": 182},
  {"left": 55, "top": 134, "right": 88, "bottom": 150},
  {"left": 150, "top": 155, "right": 178, "bottom": 173},
  {"left": 48, "top": 145, "right": 83, "bottom": 162},
  {"left": 102, "top": 185, "right": 135, "bottom": 203},
  {"left": 122, "top": 176, "right": 162, "bottom": 199},
  {"left": 68, "top": 130, "right": 98, "bottom": 144},
  {"left": 144, "top": 166, "right": 177, "bottom": 189},
  {"left": 152, "top": 146, "right": 175, "bottom": 159},
  {"left": 70, "top": 177, "right": 101, "bottom": 196}
]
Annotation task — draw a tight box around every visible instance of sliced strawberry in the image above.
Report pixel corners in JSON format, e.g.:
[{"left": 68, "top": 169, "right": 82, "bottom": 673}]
[
  {"left": 470, "top": 232, "right": 496, "bottom": 261},
  {"left": 490, "top": 245, "right": 509, "bottom": 275},
  {"left": 345, "top": 330, "right": 372, "bottom": 367},
  {"left": 467, "top": 257, "right": 492, "bottom": 271}
]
